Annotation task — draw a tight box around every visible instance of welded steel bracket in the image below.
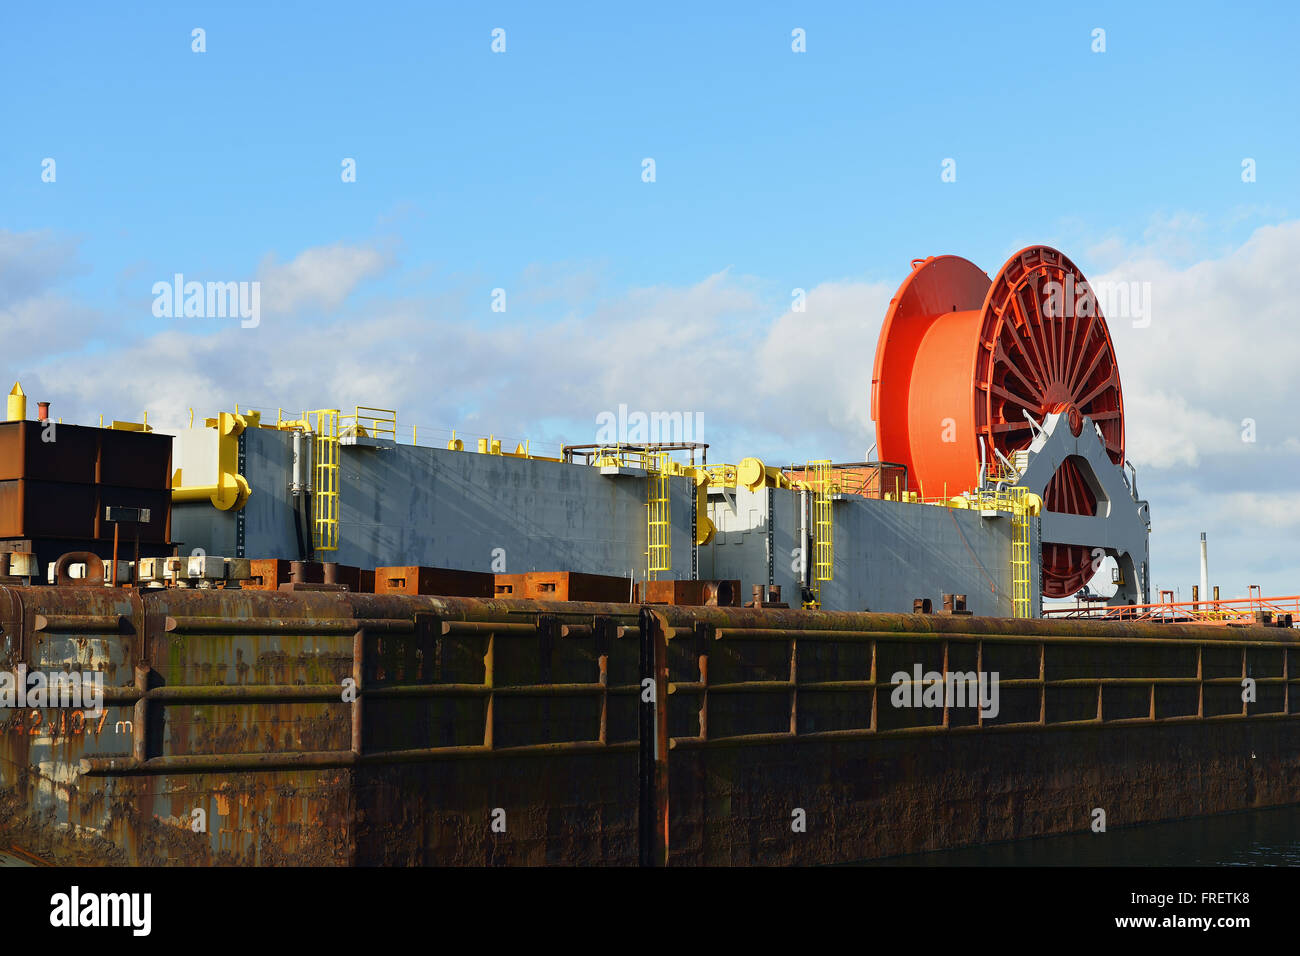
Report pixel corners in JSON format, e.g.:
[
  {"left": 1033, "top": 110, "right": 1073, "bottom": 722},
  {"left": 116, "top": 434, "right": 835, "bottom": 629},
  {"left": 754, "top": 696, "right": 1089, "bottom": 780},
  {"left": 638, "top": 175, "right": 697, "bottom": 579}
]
[{"left": 1013, "top": 412, "right": 1151, "bottom": 606}]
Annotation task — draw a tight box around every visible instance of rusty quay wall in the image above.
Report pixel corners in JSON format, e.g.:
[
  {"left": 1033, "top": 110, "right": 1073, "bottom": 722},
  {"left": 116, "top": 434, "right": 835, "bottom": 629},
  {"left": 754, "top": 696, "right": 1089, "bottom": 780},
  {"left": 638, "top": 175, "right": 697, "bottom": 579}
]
[{"left": 1, "top": 586, "right": 1298, "bottom": 865}]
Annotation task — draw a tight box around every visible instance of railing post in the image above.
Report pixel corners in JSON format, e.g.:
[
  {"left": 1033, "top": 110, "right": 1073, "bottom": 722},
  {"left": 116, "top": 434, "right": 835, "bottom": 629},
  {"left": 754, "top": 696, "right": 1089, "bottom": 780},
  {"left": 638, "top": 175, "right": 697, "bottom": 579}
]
[
  {"left": 539, "top": 615, "right": 558, "bottom": 742},
  {"left": 869, "top": 638, "right": 878, "bottom": 732},
  {"left": 1038, "top": 642, "right": 1046, "bottom": 725},
  {"left": 790, "top": 637, "right": 799, "bottom": 735},
  {"left": 483, "top": 631, "right": 495, "bottom": 750},
  {"left": 694, "top": 621, "right": 710, "bottom": 741},
  {"left": 351, "top": 628, "right": 365, "bottom": 755},
  {"left": 596, "top": 617, "right": 614, "bottom": 746},
  {"left": 132, "top": 662, "right": 150, "bottom": 763},
  {"left": 1242, "top": 646, "right": 1249, "bottom": 716},
  {"left": 638, "top": 608, "right": 669, "bottom": 867},
  {"left": 941, "top": 640, "right": 950, "bottom": 729},
  {"left": 1197, "top": 644, "right": 1204, "bottom": 718},
  {"left": 1284, "top": 646, "right": 1290, "bottom": 717}
]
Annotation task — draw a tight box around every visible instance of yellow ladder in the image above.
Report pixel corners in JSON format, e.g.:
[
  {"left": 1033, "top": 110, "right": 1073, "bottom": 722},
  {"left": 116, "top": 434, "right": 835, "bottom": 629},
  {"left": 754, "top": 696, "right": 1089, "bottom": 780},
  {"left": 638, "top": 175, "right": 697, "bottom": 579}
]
[
  {"left": 1009, "top": 487, "right": 1031, "bottom": 618},
  {"left": 811, "top": 459, "right": 834, "bottom": 603},
  {"left": 646, "top": 452, "right": 671, "bottom": 579},
  {"left": 312, "top": 409, "right": 341, "bottom": 552}
]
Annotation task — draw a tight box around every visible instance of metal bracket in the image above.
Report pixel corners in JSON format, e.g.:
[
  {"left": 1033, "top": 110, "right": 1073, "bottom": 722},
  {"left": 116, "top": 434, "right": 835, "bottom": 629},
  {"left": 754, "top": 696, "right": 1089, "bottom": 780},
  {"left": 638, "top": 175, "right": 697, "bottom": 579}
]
[{"left": 1016, "top": 412, "right": 1151, "bottom": 606}]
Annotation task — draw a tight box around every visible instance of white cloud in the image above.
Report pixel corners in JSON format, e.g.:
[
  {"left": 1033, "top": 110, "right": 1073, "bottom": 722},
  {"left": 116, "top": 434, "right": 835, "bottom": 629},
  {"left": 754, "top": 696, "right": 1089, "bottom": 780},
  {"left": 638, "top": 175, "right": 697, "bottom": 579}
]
[
  {"left": 1216, "top": 491, "right": 1300, "bottom": 531},
  {"left": 754, "top": 280, "right": 892, "bottom": 443},
  {"left": 0, "top": 292, "right": 103, "bottom": 363},
  {"left": 8, "top": 223, "right": 1300, "bottom": 597},
  {"left": 1121, "top": 388, "right": 1242, "bottom": 469},
  {"left": 257, "top": 243, "right": 390, "bottom": 314},
  {"left": 0, "top": 229, "right": 84, "bottom": 307},
  {"left": 1098, "top": 220, "right": 1300, "bottom": 469}
]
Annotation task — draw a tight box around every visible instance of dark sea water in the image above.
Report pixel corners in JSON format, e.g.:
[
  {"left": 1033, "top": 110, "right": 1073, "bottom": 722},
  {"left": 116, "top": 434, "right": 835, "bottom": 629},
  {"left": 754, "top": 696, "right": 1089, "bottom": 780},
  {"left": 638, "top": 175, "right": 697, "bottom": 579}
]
[{"left": 868, "top": 803, "right": 1300, "bottom": 866}]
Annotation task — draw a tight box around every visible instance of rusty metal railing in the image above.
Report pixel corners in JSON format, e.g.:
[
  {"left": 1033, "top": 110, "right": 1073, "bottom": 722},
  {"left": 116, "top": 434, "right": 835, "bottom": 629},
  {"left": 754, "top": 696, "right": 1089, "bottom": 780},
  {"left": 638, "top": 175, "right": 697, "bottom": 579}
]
[
  {"left": 634, "top": 604, "right": 1300, "bottom": 863},
  {"left": 29, "top": 593, "right": 647, "bottom": 777},
  {"left": 13, "top": 591, "right": 1297, "bottom": 773},
  {"left": 6, "top": 586, "right": 1298, "bottom": 866},
  {"left": 1045, "top": 591, "right": 1300, "bottom": 626},
  {"left": 640, "top": 606, "right": 1297, "bottom": 743}
]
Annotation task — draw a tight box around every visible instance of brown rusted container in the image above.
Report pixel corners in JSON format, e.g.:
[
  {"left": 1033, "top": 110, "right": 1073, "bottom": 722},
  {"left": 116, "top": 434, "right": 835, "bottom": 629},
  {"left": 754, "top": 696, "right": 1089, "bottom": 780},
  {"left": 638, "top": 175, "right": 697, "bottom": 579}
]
[
  {"left": 0, "top": 480, "right": 98, "bottom": 538},
  {"left": 0, "top": 421, "right": 100, "bottom": 483},
  {"left": 507, "top": 571, "right": 632, "bottom": 602},
  {"left": 494, "top": 573, "right": 527, "bottom": 597},
  {"left": 636, "top": 579, "right": 741, "bottom": 607},
  {"left": 246, "top": 558, "right": 292, "bottom": 590},
  {"left": 375, "top": 565, "right": 493, "bottom": 597},
  {"left": 97, "top": 486, "right": 171, "bottom": 543},
  {"left": 0, "top": 481, "right": 169, "bottom": 543},
  {"left": 249, "top": 560, "right": 377, "bottom": 593},
  {"left": 322, "top": 563, "right": 375, "bottom": 593},
  {"left": 0, "top": 421, "right": 172, "bottom": 564},
  {"left": 95, "top": 428, "right": 173, "bottom": 489},
  {"left": 0, "top": 420, "right": 171, "bottom": 488}
]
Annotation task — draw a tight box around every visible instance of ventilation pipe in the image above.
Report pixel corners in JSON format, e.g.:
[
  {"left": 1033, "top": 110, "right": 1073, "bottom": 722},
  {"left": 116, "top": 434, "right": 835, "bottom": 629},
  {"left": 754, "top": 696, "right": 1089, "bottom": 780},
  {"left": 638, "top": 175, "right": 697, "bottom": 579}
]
[
  {"left": 1200, "top": 533, "right": 1209, "bottom": 608},
  {"left": 7, "top": 382, "right": 26, "bottom": 421}
]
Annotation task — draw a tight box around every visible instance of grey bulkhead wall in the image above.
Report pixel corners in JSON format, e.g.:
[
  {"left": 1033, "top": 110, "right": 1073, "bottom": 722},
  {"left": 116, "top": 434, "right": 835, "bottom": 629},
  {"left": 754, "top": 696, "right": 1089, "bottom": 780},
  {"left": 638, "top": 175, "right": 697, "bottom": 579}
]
[
  {"left": 702, "top": 483, "right": 1025, "bottom": 614},
  {"left": 169, "top": 427, "right": 1038, "bottom": 615},
  {"left": 173, "top": 426, "right": 698, "bottom": 577},
  {"left": 245, "top": 426, "right": 300, "bottom": 557},
  {"left": 328, "top": 440, "right": 696, "bottom": 578},
  {"left": 699, "top": 485, "right": 799, "bottom": 602},
  {"left": 823, "top": 496, "right": 1021, "bottom": 615}
]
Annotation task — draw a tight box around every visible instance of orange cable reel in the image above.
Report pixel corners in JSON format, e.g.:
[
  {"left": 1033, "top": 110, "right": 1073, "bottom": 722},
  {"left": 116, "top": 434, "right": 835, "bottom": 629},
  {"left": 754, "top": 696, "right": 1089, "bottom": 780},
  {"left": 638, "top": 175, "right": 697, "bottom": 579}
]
[{"left": 871, "top": 246, "right": 1124, "bottom": 598}]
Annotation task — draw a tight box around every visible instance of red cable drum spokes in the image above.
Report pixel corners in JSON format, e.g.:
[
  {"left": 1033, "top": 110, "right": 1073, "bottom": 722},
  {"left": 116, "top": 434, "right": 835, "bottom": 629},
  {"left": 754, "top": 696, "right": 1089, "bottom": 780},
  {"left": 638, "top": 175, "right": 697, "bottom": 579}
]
[
  {"left": 977, "top": 247, "right": 1124, "bottom": 466},
  {"left": 976, "top": 248, "right": 1124, "bottom": 598}
]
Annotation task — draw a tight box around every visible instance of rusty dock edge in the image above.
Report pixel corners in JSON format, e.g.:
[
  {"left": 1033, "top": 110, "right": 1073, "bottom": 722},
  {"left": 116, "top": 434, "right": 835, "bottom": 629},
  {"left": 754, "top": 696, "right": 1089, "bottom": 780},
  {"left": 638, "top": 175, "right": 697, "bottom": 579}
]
[{"left": 1, "top": 586, "right": 1298, "bottom": 865}]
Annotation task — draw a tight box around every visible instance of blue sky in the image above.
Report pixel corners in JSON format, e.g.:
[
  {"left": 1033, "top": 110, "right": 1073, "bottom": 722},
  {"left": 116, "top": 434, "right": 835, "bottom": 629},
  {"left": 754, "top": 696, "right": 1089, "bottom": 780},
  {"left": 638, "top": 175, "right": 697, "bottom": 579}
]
[
  {"left": 2, "top": 1, "right": 1299, "bottom": 597},
  {"left": 6, "top": 2, "right": 1295, "bottom": 300}
]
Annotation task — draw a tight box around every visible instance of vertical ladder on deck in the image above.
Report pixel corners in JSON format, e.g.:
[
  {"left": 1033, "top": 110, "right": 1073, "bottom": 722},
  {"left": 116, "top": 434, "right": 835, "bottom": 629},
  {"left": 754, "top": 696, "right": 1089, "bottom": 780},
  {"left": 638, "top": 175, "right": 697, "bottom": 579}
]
[
  {"left": 1009, "top": 487, "right": 1031, "bottom": 618},
  {"left": 646, "top": 452, "right": 671, "bottom": 579},
  {"left": 811, "top": 459, "right": 834, "bottom": 603},
  {"left": 312, "top": 409, "right": 341, "bottom": 552}
]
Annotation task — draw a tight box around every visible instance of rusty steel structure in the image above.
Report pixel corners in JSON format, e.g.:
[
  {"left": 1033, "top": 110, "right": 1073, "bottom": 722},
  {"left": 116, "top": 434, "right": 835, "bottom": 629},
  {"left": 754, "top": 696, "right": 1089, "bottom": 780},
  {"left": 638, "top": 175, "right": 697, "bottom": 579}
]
[
  {"left": 0, "top": 419, "right": 173, "bottom": 572},
  {"left": 3, "top": 582, "right": 1299, "bottom": 865}
]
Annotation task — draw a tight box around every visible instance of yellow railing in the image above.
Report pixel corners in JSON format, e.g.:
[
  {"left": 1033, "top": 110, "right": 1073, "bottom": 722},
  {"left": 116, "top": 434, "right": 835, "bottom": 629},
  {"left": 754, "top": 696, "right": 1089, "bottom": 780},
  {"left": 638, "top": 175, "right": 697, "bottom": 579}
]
[
  {"left": 592, "top": 445, "right": 663, "bottom": 472},
  {"left": 343, "top": 406, "right": 396, "bottom": 441}
]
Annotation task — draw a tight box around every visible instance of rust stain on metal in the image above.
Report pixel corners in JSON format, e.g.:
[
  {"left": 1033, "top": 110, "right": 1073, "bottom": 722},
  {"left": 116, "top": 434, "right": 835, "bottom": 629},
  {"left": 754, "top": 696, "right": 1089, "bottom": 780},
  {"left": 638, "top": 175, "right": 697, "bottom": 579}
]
[{"left": 0, "top": 586, "right": 1298, "bottom": 865}]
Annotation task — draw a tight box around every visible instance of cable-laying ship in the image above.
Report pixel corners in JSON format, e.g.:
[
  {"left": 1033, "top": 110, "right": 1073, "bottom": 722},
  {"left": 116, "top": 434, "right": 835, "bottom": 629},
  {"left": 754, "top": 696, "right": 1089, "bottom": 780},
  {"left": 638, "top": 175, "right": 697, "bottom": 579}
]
[{"left": 1, "top": 246, "right": 1293, "bottom": 866}]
